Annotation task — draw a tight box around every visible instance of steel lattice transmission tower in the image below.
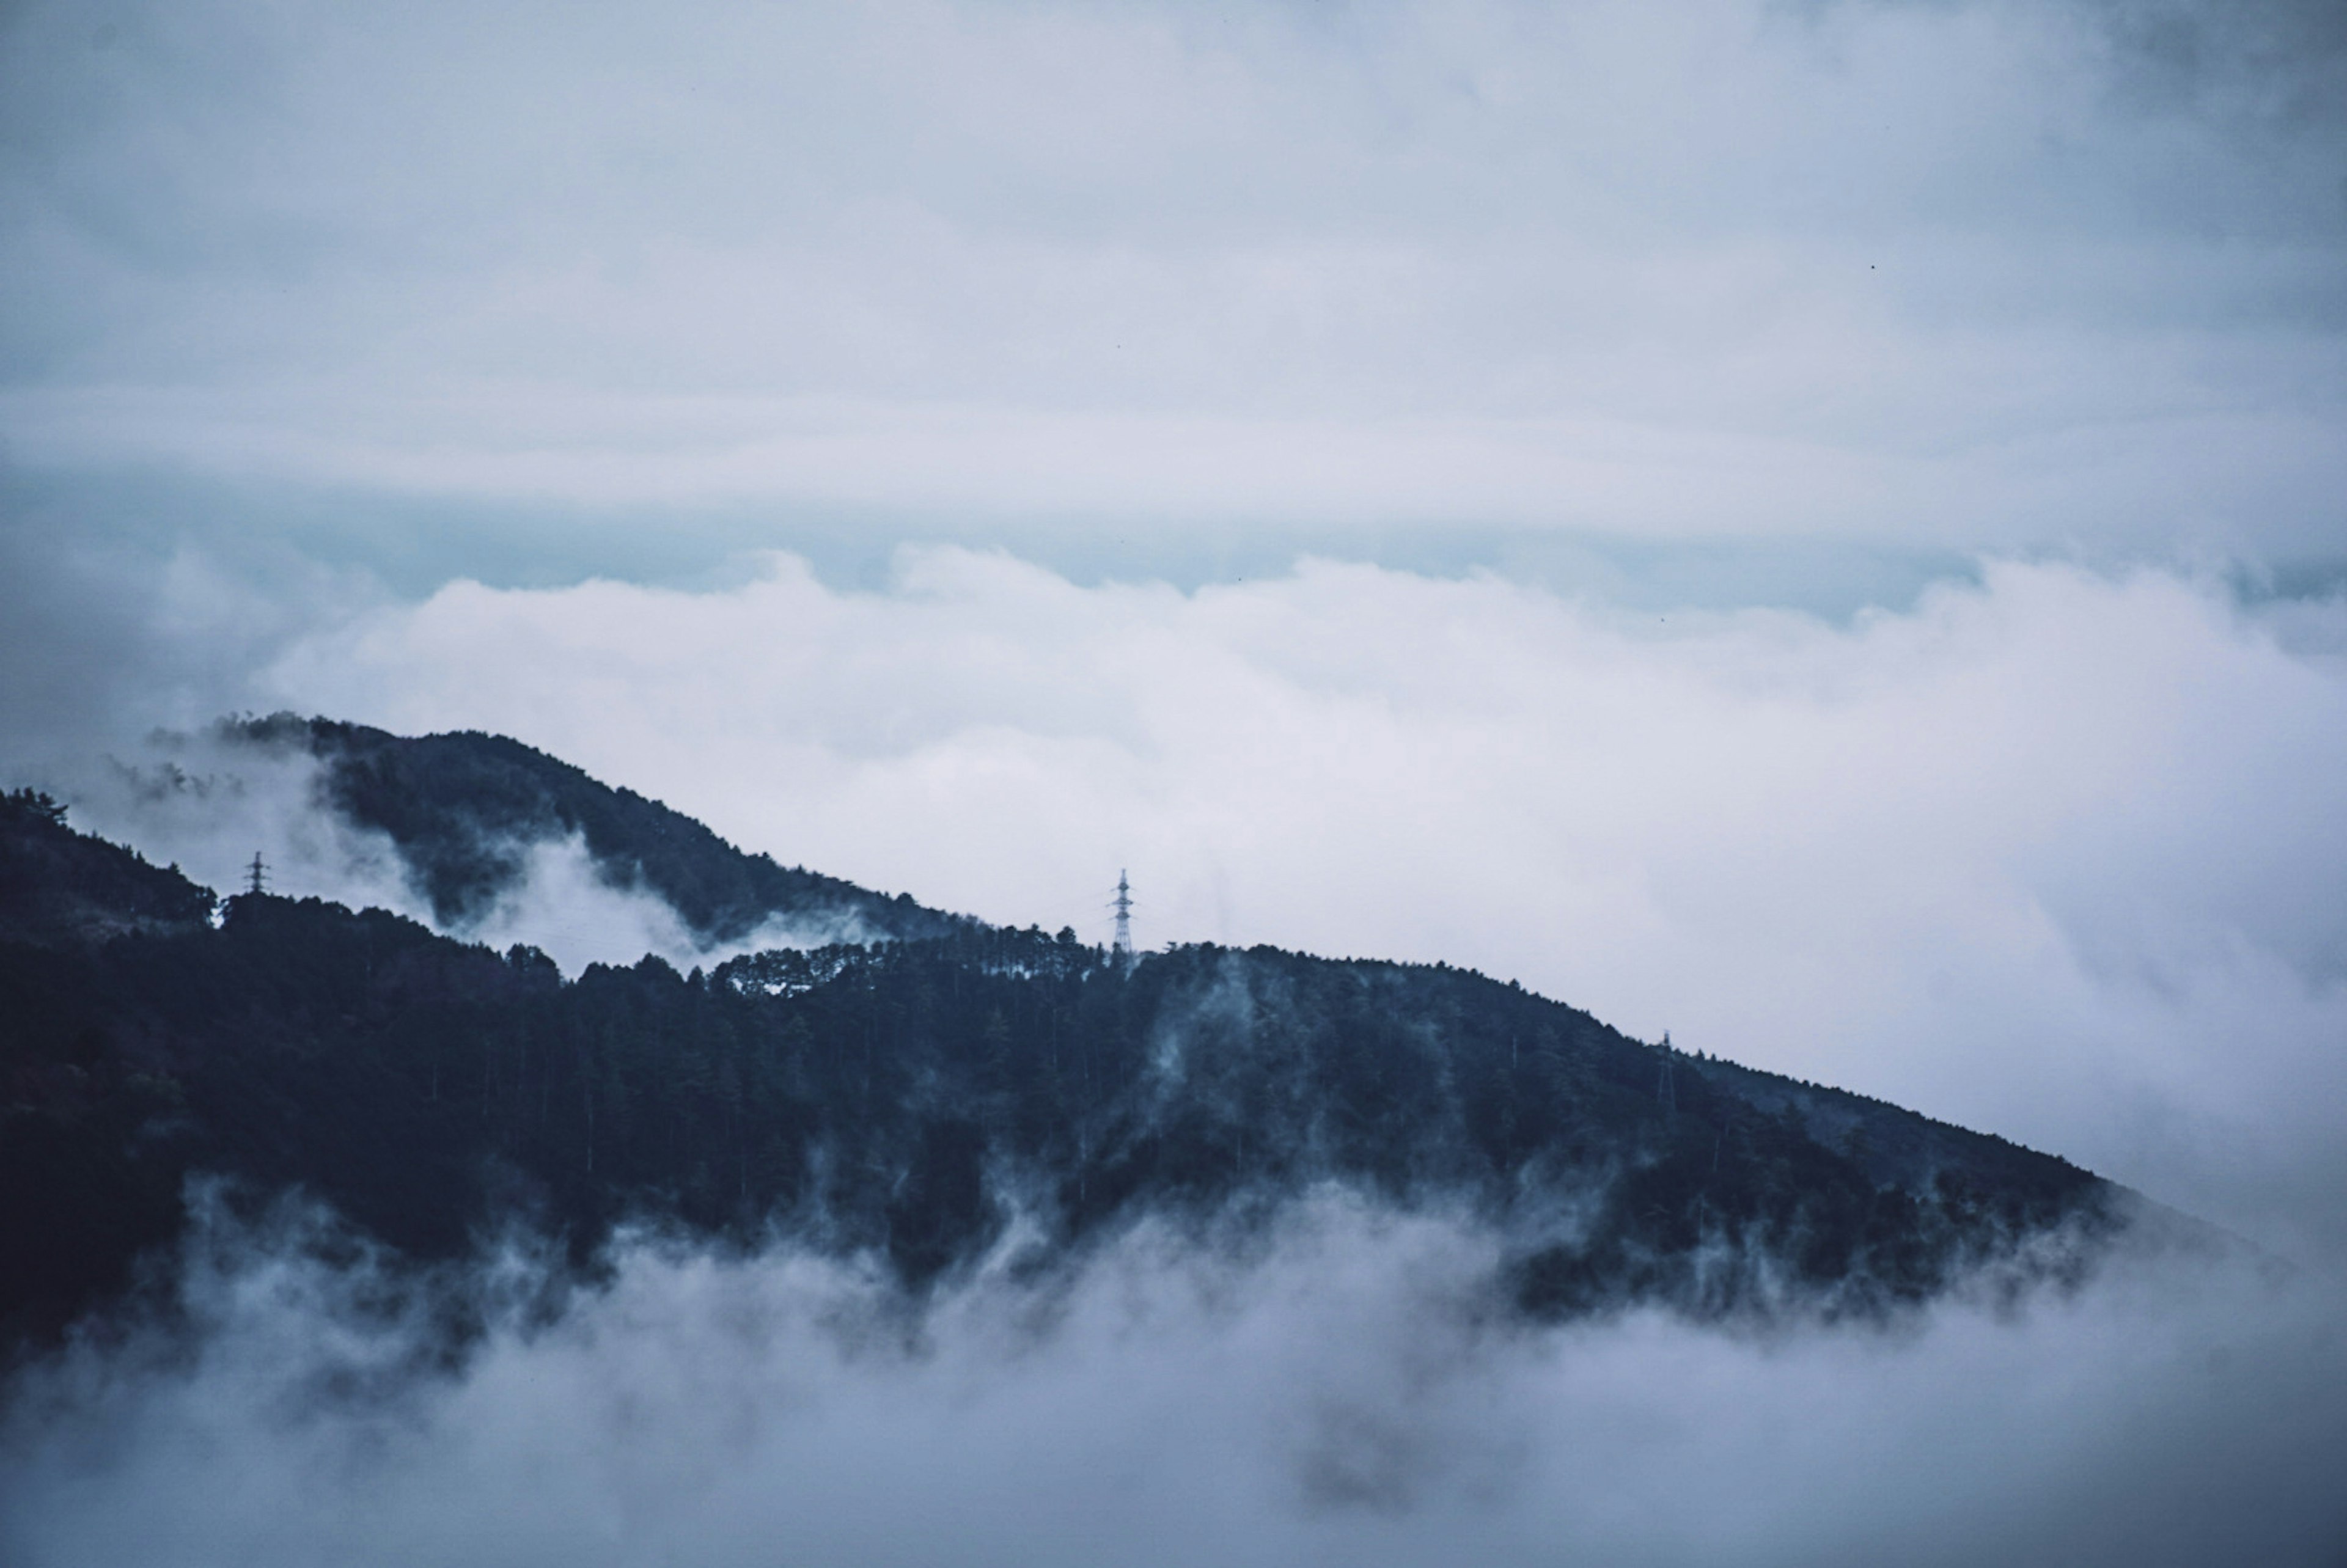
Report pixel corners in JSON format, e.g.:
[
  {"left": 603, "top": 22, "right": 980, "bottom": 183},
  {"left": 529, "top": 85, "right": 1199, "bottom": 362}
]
[
  {"left": 1112, "top": 870, "right": 1134, "bottom": 956},
  {"left": 245, "top": 852, "right": 269, "bottom": 896}
]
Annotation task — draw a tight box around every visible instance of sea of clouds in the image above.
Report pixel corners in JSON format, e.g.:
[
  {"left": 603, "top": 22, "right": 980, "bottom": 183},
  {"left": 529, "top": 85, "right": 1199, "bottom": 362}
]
[{"left": 3, "top": 1187, "right": 2342, "bottom": 1567}]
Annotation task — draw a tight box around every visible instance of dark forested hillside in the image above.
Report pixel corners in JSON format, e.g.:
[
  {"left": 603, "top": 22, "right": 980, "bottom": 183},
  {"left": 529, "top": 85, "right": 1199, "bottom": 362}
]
[
  {"left": 221, "top": 714, "right": 964, "bottom": 945},
  {"left": 0, "top": 788, "right": 216, "bottom": 948},
  {"left": 0, "top": 769, "right": 2132, "bottom": 1355}
]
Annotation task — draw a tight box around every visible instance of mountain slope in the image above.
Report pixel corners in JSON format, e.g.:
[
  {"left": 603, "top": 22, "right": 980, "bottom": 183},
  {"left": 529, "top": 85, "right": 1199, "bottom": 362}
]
[
  {"left": 0, "top": 770, "right": 2146, "bottom": 1352},
  {"left": 221, "top": 714, "right": 964, "bottom": 945},
  {"left": 0, "top": 788, "right": 216, "bottom": 948}
]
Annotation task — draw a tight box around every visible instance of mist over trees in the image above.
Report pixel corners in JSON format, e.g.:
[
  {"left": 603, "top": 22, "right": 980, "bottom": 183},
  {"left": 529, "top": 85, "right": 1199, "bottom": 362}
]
[
  {"left": 219, "top": 714, "right": 962, "bottom": 945},
  {"left": 2, "top": 758, "right": 2131, "bottom": 1354}
]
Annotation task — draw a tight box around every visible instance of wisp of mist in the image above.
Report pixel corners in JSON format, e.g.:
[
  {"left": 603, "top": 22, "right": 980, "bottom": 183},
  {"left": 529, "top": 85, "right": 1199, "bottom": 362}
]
[{"left": 34, "top": 730, "right": 867, "bottom": 976}]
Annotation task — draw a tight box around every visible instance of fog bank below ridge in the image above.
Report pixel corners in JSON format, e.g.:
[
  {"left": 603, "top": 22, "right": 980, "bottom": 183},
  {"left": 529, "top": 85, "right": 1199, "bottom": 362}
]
[{"left": 4, "top": 1190, "right": 2342, "bottom": 1568}]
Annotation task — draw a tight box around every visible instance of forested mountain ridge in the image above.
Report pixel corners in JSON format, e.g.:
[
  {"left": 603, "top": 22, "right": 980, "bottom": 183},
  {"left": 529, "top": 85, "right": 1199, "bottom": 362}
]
[
  {"left": 1, "top": 769, "right": 2134, "bottom": 1357},
  {"left": 0, "top": 788, "right": 215, "bottom": 948},
  {"left": 219, "top": 713, "right": 964, "bottom": 945}
]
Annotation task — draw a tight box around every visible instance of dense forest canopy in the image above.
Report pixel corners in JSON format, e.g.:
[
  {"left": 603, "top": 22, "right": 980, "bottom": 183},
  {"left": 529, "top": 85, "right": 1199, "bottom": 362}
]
[{"left": 1, "top": 750, "right": 2130, "bottom": 1356}]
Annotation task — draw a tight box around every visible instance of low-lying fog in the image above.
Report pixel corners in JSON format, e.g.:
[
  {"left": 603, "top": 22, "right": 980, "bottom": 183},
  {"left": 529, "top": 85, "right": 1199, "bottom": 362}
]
[{"left": 5, "top": 1190, "right": 2343, "bottom": 1567}]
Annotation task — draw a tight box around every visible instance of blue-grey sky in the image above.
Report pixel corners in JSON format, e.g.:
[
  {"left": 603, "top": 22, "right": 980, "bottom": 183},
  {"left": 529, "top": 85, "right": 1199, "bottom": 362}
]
[{"left": 4, "top": 0, "right": 2343, "bottom": 584}]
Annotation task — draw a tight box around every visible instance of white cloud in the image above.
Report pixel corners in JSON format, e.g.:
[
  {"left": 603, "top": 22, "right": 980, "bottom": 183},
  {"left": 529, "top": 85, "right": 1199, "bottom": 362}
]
[
  {"left": 458, "top": 832, "right": 882, "bottom": 975},
  {"left": 32, "top": 734, "right": 421, "bottom": 918},
  {"left": 5, "top": 1189, "right": 2341, "bottom": 1567}
]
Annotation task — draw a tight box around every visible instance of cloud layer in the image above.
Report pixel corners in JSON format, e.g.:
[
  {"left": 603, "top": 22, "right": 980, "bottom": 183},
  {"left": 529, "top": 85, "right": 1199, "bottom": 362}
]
[
  {"left": 6, "top": 1189, "right": 2343, "bottom": 1568},
  {"left": 4, "top": 0, "right": 2341, "bottom": 554}
]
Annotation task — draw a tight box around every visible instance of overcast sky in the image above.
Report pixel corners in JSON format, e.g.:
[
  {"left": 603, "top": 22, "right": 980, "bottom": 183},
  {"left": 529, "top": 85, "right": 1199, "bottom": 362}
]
[{"left": 4, "top": 0, "right": 2342, "bottom": 565}]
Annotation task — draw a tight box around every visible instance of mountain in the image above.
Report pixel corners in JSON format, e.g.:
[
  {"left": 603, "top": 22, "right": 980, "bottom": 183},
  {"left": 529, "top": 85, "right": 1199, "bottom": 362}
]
[
  {"left": 219, "top": 713, "right": 963, "bottom": 945},
  {"left": 0, "top": 789, "right": 216, "bottom": 949},
  {"left": 0, "top": 746, "right": 2141, "bottom": 1355}
]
